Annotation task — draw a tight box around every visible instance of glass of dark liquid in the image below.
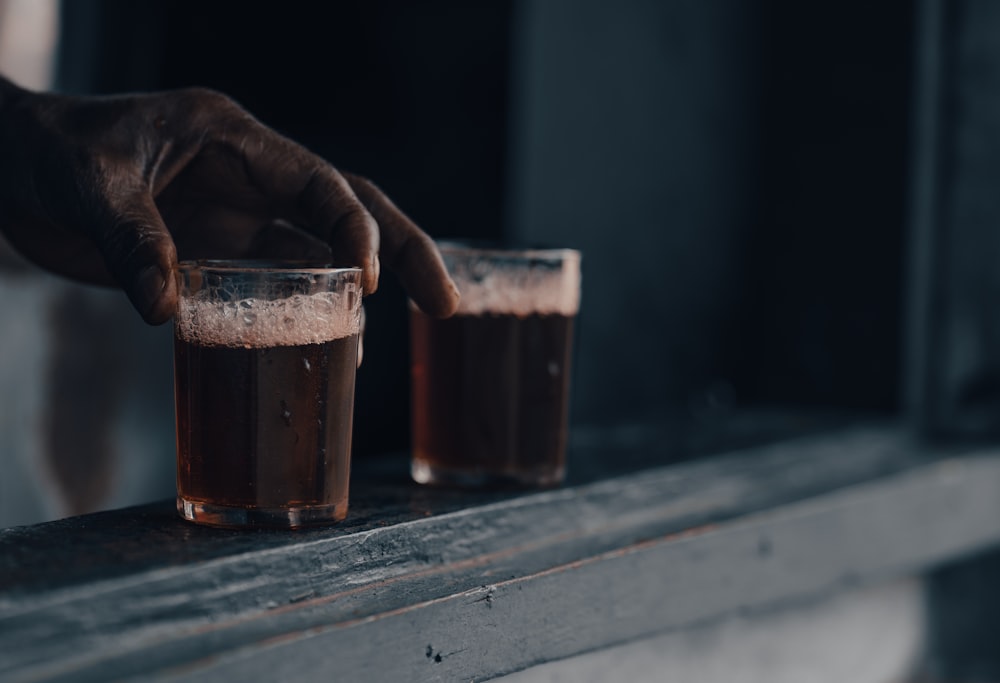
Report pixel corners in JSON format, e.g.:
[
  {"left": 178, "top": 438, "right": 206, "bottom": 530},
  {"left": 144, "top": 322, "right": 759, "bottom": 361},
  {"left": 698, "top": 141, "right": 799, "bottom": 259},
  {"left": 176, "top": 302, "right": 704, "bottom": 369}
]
[
  {"left": 410, "top": 244, "right": 581, "bottom": 488},
  {"left": 173, "top": 261, "right": 362, "bottom": 528}
]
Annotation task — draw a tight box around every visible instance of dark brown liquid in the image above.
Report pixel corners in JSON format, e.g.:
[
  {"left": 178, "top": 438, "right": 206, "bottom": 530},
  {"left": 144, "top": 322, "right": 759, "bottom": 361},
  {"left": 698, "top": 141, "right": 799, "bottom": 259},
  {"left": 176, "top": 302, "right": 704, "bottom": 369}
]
[
  {"left": 410, "top": 311, "right": 574, "bottom": 486},
  {"left": 174, "top": 335, "right": 358, "bottom": 512}
]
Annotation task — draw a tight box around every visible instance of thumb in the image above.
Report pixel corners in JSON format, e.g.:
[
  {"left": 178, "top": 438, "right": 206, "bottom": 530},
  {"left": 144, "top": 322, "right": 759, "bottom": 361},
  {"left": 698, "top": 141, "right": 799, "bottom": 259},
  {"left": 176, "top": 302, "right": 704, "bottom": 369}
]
[{"left": 96, "top": 192, "right": 179, "bottom": 325}]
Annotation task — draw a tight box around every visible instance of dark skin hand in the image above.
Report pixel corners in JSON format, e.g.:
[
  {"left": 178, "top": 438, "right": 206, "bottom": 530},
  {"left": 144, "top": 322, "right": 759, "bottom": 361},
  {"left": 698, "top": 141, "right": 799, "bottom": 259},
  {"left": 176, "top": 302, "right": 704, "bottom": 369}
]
[{"left": 0, "top": 76, "right": 460, "bottom": 324}]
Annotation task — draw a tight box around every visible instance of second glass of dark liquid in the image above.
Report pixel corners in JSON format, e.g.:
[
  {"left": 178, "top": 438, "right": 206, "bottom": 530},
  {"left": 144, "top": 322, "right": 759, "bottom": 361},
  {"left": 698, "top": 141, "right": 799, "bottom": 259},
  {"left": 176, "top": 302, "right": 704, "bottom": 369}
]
[{"left": 410, "top": 245, "right": 581, "bottom": 488}]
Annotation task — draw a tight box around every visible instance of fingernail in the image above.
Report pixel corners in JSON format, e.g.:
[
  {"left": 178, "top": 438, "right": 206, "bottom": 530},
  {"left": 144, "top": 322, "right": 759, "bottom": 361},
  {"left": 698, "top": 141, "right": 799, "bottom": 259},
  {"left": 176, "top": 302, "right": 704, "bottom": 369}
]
[
  {"left": 366, "top": 255, "right": 381, "bottom": 294},
  {"left": 135, "top": 265, "right": 166, "bottom": 319}
]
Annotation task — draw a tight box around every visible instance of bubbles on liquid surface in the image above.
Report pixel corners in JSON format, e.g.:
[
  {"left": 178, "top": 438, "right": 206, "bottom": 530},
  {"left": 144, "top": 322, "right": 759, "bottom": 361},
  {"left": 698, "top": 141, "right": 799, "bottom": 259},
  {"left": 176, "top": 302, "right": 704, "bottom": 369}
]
[{"left": 176, "top": 290, "right": 360, "bottom": 348}]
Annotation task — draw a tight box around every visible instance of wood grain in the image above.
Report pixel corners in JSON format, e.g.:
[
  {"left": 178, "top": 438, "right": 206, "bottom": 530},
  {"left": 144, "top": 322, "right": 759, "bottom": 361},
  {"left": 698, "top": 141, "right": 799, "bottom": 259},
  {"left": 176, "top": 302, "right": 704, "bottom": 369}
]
[{"left": 2, "top": 425, "right": 999, "bottom": 682}]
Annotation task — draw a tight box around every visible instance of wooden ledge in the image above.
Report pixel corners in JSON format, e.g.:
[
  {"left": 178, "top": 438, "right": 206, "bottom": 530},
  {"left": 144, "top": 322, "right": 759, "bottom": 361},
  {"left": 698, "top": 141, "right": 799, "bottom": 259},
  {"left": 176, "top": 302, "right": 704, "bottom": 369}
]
[{"left": 3, "top": 424, "right": 1000, "bottom": 682}]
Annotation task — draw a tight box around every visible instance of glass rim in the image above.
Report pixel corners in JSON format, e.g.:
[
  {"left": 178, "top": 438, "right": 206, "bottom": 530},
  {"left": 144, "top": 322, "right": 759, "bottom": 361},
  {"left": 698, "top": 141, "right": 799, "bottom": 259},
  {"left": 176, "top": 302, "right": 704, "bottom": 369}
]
[
  {"left": 436, "top": 241, "right": 580, "bottom": 262},
  {"left": 175, "top": 259, "right": 363, "bottom": 276}
]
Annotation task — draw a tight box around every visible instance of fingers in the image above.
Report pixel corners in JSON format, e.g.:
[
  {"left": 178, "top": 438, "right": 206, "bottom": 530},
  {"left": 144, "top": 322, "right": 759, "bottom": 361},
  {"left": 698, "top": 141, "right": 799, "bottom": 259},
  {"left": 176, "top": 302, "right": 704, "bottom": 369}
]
[
  {"left": 163, "top": 91, "right": 454, "bottom": 315},
  {"left": 246, "top": 219, "right": 333, "bottom": 263},
  {"left": 295, "top": 163, "right": 380, "bottom": 293},
  {"left": 96, "top": 191, "right": 178, "bottom": 325},
  {"left": 343, "top": 173, "right": 459, "bottom": 318},
  {"left": 231, "top": 122, "right": 380, "bottom": 293}
]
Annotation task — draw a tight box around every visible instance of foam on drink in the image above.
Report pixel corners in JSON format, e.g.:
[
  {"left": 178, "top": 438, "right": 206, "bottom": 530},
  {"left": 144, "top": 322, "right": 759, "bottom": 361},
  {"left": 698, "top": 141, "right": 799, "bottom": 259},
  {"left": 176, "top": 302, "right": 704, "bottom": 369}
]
[
  {"left": 446, "top": 251, "right": 581, "bottom": 317},
  {"left": 175, "top": 290, "right": 361, "bottom": 349},
  {"left": 410, "top": 247, "right": 581, "bottom": 487}
]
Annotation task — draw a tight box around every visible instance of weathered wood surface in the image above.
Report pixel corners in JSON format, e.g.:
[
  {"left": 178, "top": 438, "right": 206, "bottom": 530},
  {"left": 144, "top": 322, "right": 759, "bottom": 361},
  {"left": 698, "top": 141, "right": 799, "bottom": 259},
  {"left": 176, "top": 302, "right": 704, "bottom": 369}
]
[{"left": 2, "top": 425, "right": 1000, "bottom": 682}]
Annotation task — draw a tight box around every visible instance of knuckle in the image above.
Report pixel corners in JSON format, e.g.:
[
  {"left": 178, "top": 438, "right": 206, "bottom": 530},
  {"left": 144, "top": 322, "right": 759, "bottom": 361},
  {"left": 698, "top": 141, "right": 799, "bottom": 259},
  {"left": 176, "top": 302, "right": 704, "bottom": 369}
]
[
  {"left": 100, "top": 225, "right": 142, "bottom": 274},
  {"left": 300, "top": 164, "right": 355, "bottom": 220},
  {"left": 350, "top": 174, "right": 381, "bottom": 206},
  {"left": 181, "top": 86, "right": 238, "bottom": 111},
  {"left": 172, "top": 87, "right": 253, "bottom": 134},
  {"left": 101, "top": 209, "right": 170, "bottom": 269},
  {"left": 351, "top": 174, "right": 377, "bottom": 193}
]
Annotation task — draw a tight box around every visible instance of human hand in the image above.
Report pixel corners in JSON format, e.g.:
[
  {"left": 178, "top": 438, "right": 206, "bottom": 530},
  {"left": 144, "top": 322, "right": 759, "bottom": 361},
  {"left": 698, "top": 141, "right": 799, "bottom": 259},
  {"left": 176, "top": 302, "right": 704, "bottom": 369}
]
[{"left": 0, "top": 77, "right": 459, "bottom": 324}]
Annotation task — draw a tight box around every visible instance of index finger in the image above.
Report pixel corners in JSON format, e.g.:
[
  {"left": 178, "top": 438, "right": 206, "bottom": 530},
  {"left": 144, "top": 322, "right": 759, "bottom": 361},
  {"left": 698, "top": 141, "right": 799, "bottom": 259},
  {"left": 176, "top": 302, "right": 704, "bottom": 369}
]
[{"left": 343, "top": 172, "right": 459, "bottom": 318}]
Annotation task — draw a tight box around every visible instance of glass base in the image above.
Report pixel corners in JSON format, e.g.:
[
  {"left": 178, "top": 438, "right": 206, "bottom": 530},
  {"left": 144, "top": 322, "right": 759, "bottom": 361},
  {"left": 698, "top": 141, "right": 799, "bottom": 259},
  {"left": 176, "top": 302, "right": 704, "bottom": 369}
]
[
  {"left": 176, "top": 497, "right": 348, "bottom": 529},
  {"left": 410, "top": 459, "right": 564, "bottom": 490}
]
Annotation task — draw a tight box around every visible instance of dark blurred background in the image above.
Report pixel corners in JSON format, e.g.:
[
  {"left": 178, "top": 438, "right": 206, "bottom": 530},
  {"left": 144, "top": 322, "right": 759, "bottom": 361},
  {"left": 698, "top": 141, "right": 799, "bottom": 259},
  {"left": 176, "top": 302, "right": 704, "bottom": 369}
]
[
  {"left": 5, "top": 0, "right": 1000, "bottom": 515},
  {"left": 6, "top": 2, "right": 1000, "bottom": 678},
  {"left": 54, "top": 0, "right": 916, "bottom": 453}
]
